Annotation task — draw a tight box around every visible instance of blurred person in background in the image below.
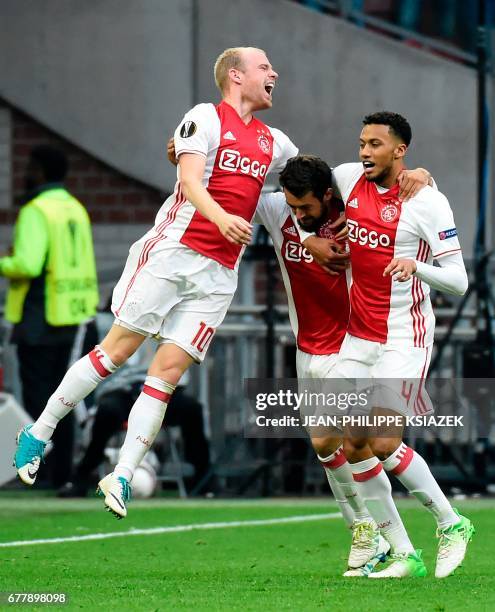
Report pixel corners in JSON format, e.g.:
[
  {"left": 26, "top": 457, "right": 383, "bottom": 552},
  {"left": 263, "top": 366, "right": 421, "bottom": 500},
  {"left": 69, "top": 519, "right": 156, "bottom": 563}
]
[{"left": 1, "top": 145, "right": 98, "bottom": 487}]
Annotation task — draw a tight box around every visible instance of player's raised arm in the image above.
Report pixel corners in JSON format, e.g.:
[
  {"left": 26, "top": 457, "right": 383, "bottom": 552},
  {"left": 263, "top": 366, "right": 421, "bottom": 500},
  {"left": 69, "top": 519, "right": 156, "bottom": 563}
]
[
  {"left": 397, "top": 167, "right": 434, "bottom": 200},
  {"left": 331, "top": 162, "right": 363, "bottom": 201},
  {"left": 178, "top": 153, "right": 252, "bottom": 245}
]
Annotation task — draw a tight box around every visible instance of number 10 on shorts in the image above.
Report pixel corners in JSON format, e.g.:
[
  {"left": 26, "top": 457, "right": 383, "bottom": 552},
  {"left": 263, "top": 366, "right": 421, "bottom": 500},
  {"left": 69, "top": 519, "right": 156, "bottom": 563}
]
[{"left": 191, "top": 322, "right": 215, "bottom": 353}]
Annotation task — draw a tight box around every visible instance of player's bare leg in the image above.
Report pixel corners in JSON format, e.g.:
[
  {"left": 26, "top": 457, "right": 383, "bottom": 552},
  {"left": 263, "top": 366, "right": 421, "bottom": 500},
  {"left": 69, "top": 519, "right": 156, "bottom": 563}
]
[
  {"left": 15, "top": 325, "right": 145, "bottom": 485},
  {"left": 99, "top": 324, "right": 149, "bottom": 365},
  {"left": 311, "top": 434, "right": 389, "bottom": 575},
  {"left": 367, "top": 409, "right": 474, "bottom": 578},
  {"left": 98, "top": 342, "right": 194, "bottom": 518}
]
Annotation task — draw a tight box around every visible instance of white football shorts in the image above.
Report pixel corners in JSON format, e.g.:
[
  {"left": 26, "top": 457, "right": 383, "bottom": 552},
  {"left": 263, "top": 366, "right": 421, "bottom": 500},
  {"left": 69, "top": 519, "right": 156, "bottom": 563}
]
[
  {"left": 296, "top": 350, "right": 346, "bottom": 433},
  {"left": 296, "top": 350, "right": 338, "bottom": 379},
  {"left": 328, "top": 333, "right": 433, "bottom": 417},
  {"left": 111, "top": 237, "right": 236, "bottom": 362}
]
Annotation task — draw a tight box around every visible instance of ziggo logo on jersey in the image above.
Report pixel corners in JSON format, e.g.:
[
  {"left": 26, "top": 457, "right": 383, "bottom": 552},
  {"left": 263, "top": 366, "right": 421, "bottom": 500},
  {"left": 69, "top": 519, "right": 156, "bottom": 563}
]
[
  {"left": 347, "top": 219, "right": 391, "bottom": 249},
  {"left": 285, "top": 241, "right": 313, "bottom": 263},
  {"left": 219, "top": 149, "right": 268, "bottom": 178}
]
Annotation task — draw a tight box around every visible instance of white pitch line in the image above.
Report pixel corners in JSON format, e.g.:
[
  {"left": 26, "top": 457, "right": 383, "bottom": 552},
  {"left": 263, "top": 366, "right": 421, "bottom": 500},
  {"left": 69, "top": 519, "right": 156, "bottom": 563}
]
[{"left": 0, "top": 512, "right": 340, "bottom": 548}]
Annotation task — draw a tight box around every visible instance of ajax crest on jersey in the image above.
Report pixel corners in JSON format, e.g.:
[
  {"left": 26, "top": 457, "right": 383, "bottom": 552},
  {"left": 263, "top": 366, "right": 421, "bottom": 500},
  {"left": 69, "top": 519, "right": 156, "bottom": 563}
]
[
  {"left": 257, "top": 134, "right": 271, "bottom": 154},
  {"left": 317, "top": 218, "right": 336, "bottom": 239},
  {"left": 380, "top": 203, "right": 399, "bottom": 223}
]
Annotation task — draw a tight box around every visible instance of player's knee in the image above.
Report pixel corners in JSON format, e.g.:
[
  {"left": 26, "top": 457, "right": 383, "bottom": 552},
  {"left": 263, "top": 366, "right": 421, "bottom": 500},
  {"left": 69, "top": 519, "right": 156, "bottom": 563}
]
[
  {"left": 104, "top": 347, "right": 131, "bottom": 366},
  {"left": 311, "top": 436, "right": 341, "bottom": 457},
  {"left": 100, "top": 325, "right": 145, "bottom": 365},
  {"left": 343, "top": 437, "right": 368, "bottom": 462},
  {"left": 369, "top": 438, "right": 400, "bottom": 461},
  {"left": 149, "top": 364, "right": 185, "bottom": 386},
  {"left": 98, "top": 341, "right": 137, "bottom": 366}
]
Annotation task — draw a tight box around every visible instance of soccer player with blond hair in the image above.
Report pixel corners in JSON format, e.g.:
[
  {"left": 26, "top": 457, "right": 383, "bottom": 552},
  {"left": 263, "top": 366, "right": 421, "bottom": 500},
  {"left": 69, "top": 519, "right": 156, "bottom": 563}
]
[{"left": 14, "top": 46, "right": 297, "bottom": 518}]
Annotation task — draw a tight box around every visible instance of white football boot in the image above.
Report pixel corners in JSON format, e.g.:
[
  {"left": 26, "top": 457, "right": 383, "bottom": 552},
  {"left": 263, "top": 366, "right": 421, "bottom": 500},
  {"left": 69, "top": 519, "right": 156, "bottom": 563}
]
[
  {"left": 368, "top": 549, "right": 427, "bottom": 578},
  {"left": 435, "top": 510, "right": 475, "bottom": 578},
  {"left": 343, "top": 533, "right": 390, "bottom": 577},
  {"left": 97, "top": 473, "right": 132, "bottom": 519},
  {"left": 347, "top": 520, "right": 381, "bottom": 568}
]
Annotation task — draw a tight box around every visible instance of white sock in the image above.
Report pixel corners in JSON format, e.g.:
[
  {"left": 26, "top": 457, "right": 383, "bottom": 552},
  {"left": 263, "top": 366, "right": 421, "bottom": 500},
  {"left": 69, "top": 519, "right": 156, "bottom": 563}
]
[
  {"left": 31, "top": 346, "right": 118, "bottom": 441},
  {"left": 114, "top": 376, "right": 176, "bottom": 482},
  {"left": 318, "top": 447, "right": 372, "bottom": 526},
  {"left": 319, "top": 456, "right": 355, "bottom": 528},
  {"left": 351, "top": 456, "right": 414, "bottom": 555},
  {"left": 382, "top": 442, "right": 459, "bottom": 529}
]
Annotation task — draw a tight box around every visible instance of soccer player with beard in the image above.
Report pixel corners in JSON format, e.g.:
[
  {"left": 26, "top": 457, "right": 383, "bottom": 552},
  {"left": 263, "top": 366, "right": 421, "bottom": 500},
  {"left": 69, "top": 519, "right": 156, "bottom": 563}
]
[
  {"left": 255, "top": 156, "right": 389, "bottom": 575},
  {"left": 14, "top": 46, "right": 298, "bottom": 518},
  {"left": 302, "top": 112, "right": 473, "bottom": 578}
]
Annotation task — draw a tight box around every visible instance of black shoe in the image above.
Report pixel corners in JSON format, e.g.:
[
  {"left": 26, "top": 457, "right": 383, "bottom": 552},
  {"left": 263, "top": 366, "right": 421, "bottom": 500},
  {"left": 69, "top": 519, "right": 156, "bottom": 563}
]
[{"left": 57, "top": 481, "right": 88, "bottom": 498}]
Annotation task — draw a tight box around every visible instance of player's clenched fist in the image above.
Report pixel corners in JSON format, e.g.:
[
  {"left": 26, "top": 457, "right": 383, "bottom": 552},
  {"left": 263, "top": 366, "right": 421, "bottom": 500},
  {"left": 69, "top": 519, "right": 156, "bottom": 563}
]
[
  {"left": 383, "top": 258, "right": 417, "bottom": 282},
  {"left": 216, "top": 213, "right": 253, "bottom": 245},
  {"left": 303, "top": 236, "right": 350, "bottom": 276}
]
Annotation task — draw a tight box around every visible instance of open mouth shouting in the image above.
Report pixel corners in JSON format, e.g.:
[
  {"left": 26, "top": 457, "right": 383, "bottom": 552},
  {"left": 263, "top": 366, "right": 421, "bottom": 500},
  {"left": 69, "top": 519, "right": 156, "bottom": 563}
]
[
  {"left": 264, "top": 82, "right": 275, "bottom": 98},
  {"left": 362, "top": 160, "right": 376, "bottom": 175}
]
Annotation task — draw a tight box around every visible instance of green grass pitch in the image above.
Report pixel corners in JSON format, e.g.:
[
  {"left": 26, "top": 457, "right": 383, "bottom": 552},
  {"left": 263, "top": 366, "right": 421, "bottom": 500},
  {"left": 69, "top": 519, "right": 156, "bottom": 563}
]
[{"left": 0, "top": 495, "right": 492, "bottom": 611}]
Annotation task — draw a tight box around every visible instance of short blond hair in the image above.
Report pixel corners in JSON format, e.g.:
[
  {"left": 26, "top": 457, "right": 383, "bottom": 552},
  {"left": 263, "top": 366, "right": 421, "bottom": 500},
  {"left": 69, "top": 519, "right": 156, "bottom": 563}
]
[{"left": 213, "top": 46, "right": 265, "bottom": 94}]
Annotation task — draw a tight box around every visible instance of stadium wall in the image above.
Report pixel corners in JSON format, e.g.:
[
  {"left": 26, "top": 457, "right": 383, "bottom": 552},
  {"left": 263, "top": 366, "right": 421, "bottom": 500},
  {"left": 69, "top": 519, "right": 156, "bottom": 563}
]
[
  {"left": 0, "top": 103, "right": 157, "bottom": 305},
  {"left": 0, "top": 0, "right": 192, "bottom": 192},
  {"left": 0, "top": 0, "right": 492, "bottom": 256}
]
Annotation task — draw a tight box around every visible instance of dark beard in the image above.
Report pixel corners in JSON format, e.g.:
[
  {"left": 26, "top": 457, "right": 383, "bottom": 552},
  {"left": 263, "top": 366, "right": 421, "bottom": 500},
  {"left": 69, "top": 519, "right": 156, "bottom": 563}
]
[
  {"left": 297, "top": 218, "right": 321, "bottom": 233},
  {"left": 297, "top": 206, "right": 331, "bottom": 233}
]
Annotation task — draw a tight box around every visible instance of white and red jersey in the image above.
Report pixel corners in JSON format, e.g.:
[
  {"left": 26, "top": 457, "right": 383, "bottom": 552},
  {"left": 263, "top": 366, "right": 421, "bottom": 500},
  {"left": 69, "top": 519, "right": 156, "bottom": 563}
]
[
  {"left": 153, "top": 101, "right": 297, "bottom": 272},
  {"left": 333, "top": 163, "right": 462, "bottom": 347},
  {"left": 255, "top": 193, "right": 349, "bottom": 355}
]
